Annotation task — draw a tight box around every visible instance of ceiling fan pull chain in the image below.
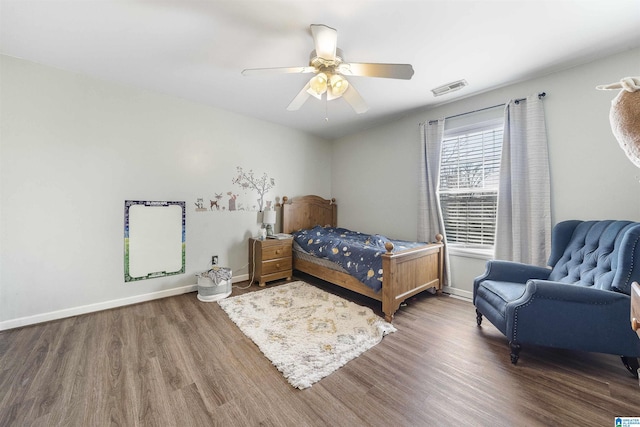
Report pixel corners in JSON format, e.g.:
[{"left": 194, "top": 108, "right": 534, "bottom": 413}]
[{"left": 325, "top": 96, "right": 329, "bottom": 122}]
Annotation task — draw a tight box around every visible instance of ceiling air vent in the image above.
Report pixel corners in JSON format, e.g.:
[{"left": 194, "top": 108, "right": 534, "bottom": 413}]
[{"left": 431, "top": 79, "right": 468, "bottom": 97}]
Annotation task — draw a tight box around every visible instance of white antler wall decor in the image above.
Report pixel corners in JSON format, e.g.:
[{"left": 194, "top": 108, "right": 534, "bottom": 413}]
[{"left": 597, "top": 76, "right": 640, "bottom": 168}]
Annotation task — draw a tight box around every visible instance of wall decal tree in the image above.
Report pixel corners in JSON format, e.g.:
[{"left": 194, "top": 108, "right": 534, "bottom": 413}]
[{"left": 232, "top": 167, "right": 275, "bottom": 212}]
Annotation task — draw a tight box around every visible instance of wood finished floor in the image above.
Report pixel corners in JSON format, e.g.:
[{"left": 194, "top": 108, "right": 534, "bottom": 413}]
[{"left": 1, "top": 274, "right": 639, "bottom": 426}]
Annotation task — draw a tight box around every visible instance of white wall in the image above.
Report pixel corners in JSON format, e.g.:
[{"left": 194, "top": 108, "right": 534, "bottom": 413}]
[
  {"left": 332, "top": 47, "right": 640, "bottom": 298},
  {"left": 0, "top": 55, "right": 332, "bottom": 329}
]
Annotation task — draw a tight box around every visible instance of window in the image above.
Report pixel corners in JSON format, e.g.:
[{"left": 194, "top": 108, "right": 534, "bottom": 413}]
[{"left": 439, "top": 120, "right": 503, "bottom": 251}]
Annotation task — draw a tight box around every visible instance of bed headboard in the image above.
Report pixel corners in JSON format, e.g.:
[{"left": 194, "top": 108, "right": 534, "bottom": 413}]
[{"left": 281, "top": 195, "right": 337, "bottom": 234}]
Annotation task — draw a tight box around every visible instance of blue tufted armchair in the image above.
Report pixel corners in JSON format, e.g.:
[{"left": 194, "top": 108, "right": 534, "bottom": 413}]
[{"left": 473, "top": 220, "right": 640, "bottom": 376}]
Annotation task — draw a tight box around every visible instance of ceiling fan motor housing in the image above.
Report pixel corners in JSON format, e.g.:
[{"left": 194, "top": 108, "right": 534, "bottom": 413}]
[{"left": 309, "top": 48, "right": 344, "bottom": 71}]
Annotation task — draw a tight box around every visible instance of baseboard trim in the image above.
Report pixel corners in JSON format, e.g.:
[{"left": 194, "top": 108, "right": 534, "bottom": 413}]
[
  {"left": 443, "top": 286, "right": 472, "bottom": 301},
  {"left": 0, "top": 273, "right": 249, "bottom": 331}
]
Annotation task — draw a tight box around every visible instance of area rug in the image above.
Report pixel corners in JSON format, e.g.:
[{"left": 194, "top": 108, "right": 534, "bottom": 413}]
[{"left": 217, "top": 281, "right": 396, "bottom": 389}]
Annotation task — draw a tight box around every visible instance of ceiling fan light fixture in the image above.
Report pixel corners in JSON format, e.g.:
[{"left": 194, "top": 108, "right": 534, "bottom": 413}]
[
  {"left": 329, "top": 74, "right": 349, "bottom": 98},
  {"left": 307, "top": 72, "right": 328, "bottom": 98}
]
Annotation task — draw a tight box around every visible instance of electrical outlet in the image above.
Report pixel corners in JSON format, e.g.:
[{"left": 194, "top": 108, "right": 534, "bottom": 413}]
[{"left": 212, "top": 255, "right": 218, "bottom": 265}]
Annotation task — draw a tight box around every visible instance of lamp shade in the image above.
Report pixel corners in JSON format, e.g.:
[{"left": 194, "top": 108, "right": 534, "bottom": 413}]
[
  {"left": 329, "top": 74, "right": 349, "bottom": 97},
  {"left": 307, "top": 73, "right": 328, "bottom": 99},
  {"left": 262, "top": 210, "right": 276, "bottom": 225}
]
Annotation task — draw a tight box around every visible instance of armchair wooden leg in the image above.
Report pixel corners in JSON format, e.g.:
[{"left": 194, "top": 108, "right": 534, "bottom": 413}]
[
  {"left": 475, "top": 309, "right": 483, "bottom": 326},
  {"left": 509, "top": 342, "right": 521, "bottom": 364},
  {"left": 620, "top": 356, "right": 640, "bottom": 378}
]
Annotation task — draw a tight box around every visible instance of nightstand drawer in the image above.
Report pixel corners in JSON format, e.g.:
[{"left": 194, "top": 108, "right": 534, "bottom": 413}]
[
  {"left": 261, "top": 258, "right": 292, "bottom": 275},
  {"left": 248, "top": 237, "right": 293, "bottom": 287},
  {"left": 262, "top": 244, "right": 292, "bottom": 261}
]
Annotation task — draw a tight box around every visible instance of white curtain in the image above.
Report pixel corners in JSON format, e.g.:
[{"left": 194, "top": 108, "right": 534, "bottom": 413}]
[
  {"left": 495, "top": 94, "right": 551, "bottom": 266},
  {"left": 418, "top": 119, "right": 450, "bottom": 285}
]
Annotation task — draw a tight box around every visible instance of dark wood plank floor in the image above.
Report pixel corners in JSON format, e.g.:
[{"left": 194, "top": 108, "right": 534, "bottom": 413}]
[{"left": 1, "top": 274, "right": 639, "bottom": 426}]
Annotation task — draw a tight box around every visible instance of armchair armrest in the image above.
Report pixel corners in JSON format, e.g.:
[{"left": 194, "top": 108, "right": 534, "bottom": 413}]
[
  {"left": 520, "top": 280, "right": 630, "bottom": 305},
  {"left": 474, "top": 260, "right": 551, "bottom": 286}
]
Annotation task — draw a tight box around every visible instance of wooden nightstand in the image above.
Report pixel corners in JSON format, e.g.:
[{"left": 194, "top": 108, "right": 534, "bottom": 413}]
[{"left": 248, "top": 237, "right": 293, "bottom": 286}]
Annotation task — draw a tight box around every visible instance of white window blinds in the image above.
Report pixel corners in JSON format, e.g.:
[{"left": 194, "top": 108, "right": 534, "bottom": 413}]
[{"left": 439, "top": 125, "right": 503, "bottom": 248}]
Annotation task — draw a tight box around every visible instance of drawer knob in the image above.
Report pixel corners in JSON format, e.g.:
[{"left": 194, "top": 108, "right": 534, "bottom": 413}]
[
  {"left": 275, "top": 263, "right": 280, "bottom": 268},
  {"left": 633, "top": 318, "right": 640, "bottom": 332},
  {"left": 275, "top": 249, "right": 281, "bottom": 254}
]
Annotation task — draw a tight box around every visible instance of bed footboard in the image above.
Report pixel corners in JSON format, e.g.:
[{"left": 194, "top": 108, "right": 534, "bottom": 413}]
[{"left": 380, "top": 236, "right": 444, "bottom": 322}]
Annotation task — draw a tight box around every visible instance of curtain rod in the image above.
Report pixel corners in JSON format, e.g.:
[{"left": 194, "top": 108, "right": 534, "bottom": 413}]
[{"left": 425, "top": 92, "right": 546, "bottom": 125}]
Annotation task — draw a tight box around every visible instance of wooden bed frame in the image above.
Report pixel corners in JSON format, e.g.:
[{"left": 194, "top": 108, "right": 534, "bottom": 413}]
[{"left": 281, "top": 195, "right": 444, "bottom": 322}]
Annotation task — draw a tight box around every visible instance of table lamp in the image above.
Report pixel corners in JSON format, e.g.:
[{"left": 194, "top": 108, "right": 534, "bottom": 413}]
[{"left": 262, "top": 210, "right": 276, "bottom": 236}]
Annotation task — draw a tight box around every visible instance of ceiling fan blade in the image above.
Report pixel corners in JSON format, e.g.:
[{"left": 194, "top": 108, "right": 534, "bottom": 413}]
[
  {"left": 287, "top": 82, "right": 312, "bottom": 111},
  {"left": 339, "top": 62, "right": 414, "bottom": 80},
  {"left": 242, "top": 66, "right": 315, "bottom": 76},
  {"left": 342, "top": 84, "right": 369, "bottom": 114},
  {"left": 310, "top": 24, "right": 337, "bottom": 61}
]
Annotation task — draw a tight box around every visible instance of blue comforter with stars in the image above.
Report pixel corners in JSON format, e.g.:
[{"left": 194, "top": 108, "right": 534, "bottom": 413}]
[{"left": 292, "top": 226, "right": 424, "bottom": 292}]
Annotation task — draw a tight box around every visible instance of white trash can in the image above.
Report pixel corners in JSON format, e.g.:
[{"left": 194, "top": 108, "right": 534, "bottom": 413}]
[{"left": 197, "top": 267, "right": 232, "bottom": 302}]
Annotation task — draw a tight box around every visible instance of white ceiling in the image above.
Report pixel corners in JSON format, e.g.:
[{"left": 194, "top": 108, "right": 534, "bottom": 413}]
[{"left": 1, "top": 0, "right": 639, "bottom": 140}]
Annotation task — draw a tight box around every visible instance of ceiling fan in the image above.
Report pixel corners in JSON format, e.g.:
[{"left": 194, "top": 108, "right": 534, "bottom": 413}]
[{"left": 241, "top": 24, "right": 414, "bottom": 114}]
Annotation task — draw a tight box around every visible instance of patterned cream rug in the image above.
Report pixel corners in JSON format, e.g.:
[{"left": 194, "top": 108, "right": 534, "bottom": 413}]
[{"left": 218, "top": 281, "right": 396, "bottom": 389}]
